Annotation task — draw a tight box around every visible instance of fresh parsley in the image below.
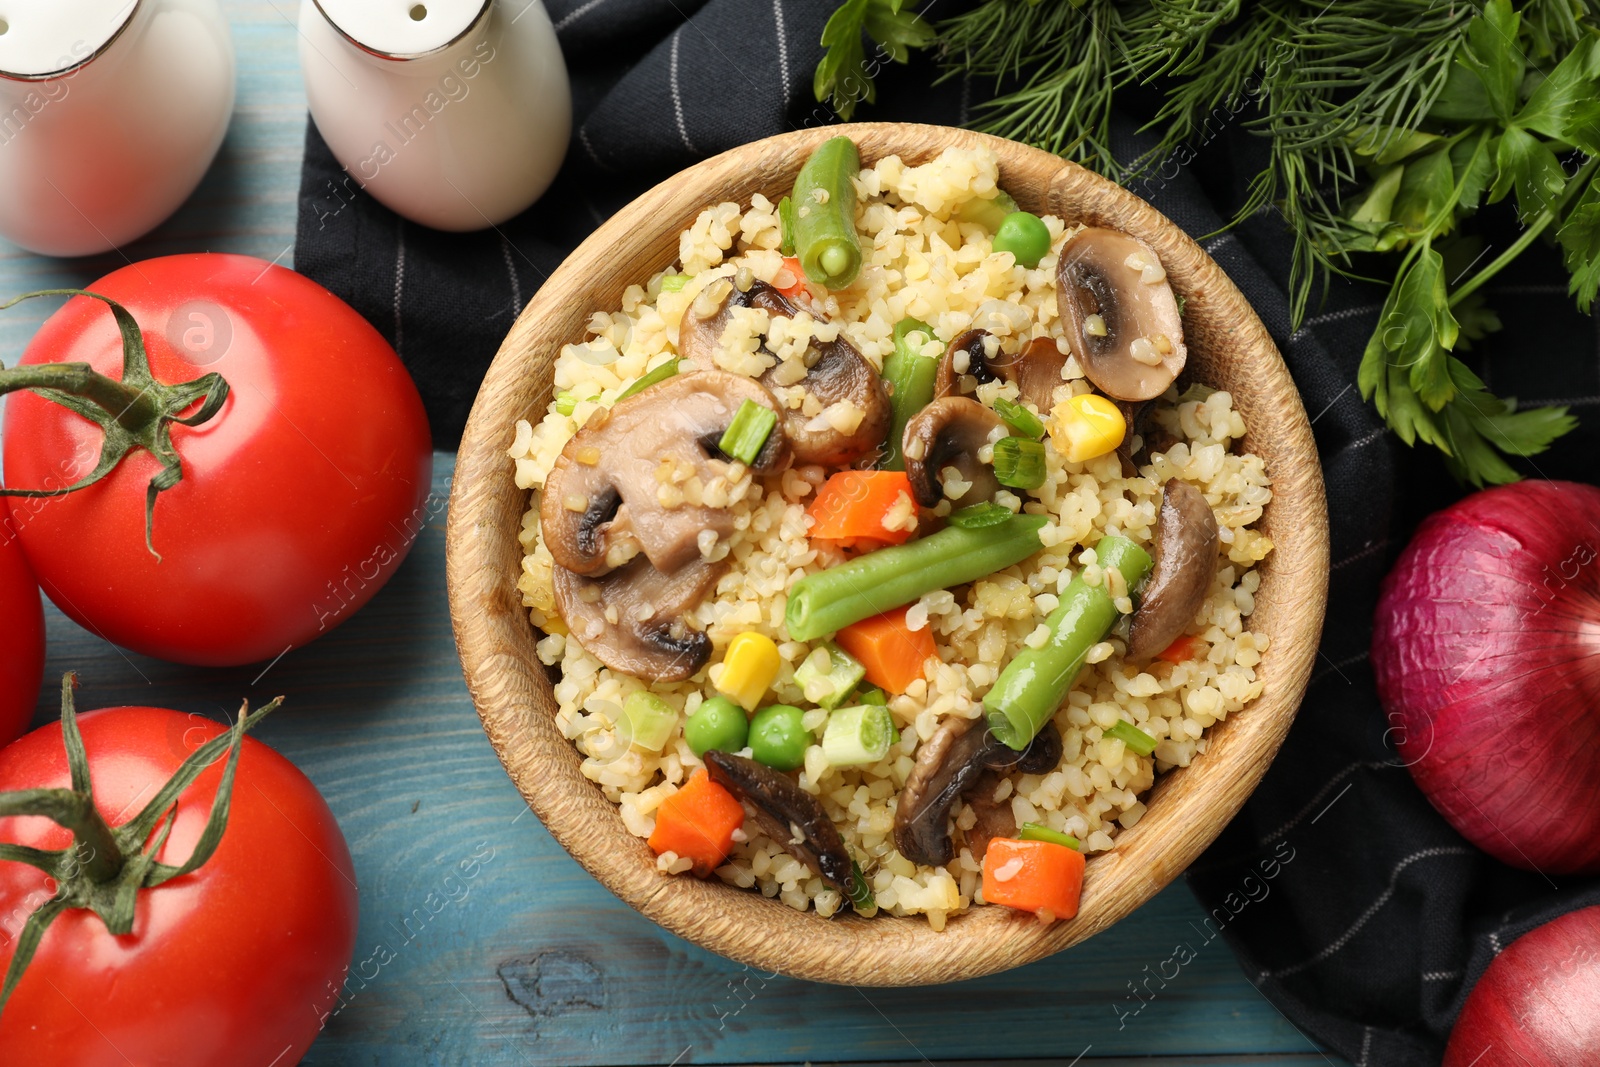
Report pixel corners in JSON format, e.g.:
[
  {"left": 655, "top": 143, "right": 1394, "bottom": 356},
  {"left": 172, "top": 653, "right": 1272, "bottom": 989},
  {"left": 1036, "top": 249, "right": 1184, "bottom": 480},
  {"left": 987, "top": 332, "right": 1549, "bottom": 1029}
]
[{"left": 815, "top": 0, "right": 935, "bottom": 122}]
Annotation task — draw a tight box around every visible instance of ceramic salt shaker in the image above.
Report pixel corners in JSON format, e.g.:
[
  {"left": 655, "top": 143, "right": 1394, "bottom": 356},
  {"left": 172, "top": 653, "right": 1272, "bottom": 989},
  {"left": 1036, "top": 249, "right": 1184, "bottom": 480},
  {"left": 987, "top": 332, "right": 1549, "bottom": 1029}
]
[
  {"left": 299, "top": 0, "right": 571, "bottom": 232},
  {"left": 0, "top": 0, "right": 236, "bottom": 257}
]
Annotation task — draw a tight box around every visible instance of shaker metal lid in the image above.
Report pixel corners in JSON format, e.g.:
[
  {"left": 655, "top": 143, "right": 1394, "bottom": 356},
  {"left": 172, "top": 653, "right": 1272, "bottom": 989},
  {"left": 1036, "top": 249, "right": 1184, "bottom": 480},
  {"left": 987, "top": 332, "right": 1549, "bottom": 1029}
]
[
  {"left": 0, "top": 0, "right": 140, "bottom": 79},
  {"left": 312, "top": 0, "right": 491, "bottom": 59}
]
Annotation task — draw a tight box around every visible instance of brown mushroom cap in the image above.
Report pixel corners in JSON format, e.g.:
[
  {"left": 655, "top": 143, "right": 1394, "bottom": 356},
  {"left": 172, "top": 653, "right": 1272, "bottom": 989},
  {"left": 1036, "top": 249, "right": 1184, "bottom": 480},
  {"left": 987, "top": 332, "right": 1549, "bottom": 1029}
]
[
  {"left": 902, "top": 396, "right": 1006, "bottom": 509},
  {"left": 893, "top": 719, "right": 1062, "bottom": 868},
  {"left": 680, "top": 278, "right": 890, "bottom": 466},
  {"left": 1057, "top": 227, "right": 1187, "bottom": 402},
  {"left": 936, "top": 330, "right": 1069, "bottom": 414},
  {"left": 540, "top": 370, "right": 788, "bottom": 577},
  {"left": 704, "top": 751, "right": 853, "bottom": 892},
  {"left": 1126, "top": 478, "right": 1221, "bottom": 661},
  {"left": 553, "top": 555, "right": 725, "bottom": 682}
]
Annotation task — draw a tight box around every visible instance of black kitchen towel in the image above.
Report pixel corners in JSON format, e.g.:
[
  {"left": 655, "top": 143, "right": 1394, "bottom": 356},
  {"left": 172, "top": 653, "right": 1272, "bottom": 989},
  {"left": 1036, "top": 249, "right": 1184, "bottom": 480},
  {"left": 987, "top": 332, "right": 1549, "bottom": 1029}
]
[{"left": 295, "top": 2, "right": 1600, "bottom": 1063}]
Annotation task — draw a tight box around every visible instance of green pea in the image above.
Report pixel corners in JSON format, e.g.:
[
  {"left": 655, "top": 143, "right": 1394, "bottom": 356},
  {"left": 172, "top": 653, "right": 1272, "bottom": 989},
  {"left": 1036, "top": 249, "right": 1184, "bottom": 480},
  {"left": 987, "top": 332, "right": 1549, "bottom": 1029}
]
[
  {"left": 748, "top": 704, "right": 811, "bottom": 771},
  {"left": 684, "top": 696, "right": 748, "bottom": 758},
  {"left": 993, "top": 211, "right": 1052, "bottom": 269}
]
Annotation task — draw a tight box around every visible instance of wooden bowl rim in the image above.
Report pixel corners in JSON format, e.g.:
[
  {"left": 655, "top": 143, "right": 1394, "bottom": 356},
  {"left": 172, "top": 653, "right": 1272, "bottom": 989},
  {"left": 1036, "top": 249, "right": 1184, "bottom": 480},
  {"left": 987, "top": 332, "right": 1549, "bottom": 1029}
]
[{"left": 446, "top": 121, "right": 1330, "bottom": 986}]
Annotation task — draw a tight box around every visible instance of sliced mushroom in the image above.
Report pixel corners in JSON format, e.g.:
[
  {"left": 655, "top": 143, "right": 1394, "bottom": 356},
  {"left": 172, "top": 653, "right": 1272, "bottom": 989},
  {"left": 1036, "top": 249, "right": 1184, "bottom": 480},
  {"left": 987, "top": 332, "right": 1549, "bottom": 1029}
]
[
  {"left": 902, "top": 397, "right": 1006, "bottom": 509},
  {"left": 936, "top": 330, "right": 1068, "bottom": 414},
  {"left": 893, "top": 719, "right": 1062, "bottom": 868},
  {"left": 677, "top": 277, "right": 797, "bottom": 368},
  {"left": 680, "top": 278, "right": 890, "bottom": 466},
  {"left": 553, "top": 556, "right": 724, "bottom": 682},
  {"left": 933, "top": 329, "right": 1003, "bottom": 399},
  {"left": 1057, "top": 228, "right": 1187, "bottom": 402},
  {"left": 1012, "top": 336, "right": 1070, "bottom": 412},
  {"left": 962, "top": 770, "right": 1017, "bottom": 862},
  {"left": 540, "top": 371, "right": 788, "bottom": 577},
  {"left": 704, "top": 750, "right": 853, "bottom": 892},
  {"left": 1126, "top": 479, "right": 1221, "bottom": 661}
]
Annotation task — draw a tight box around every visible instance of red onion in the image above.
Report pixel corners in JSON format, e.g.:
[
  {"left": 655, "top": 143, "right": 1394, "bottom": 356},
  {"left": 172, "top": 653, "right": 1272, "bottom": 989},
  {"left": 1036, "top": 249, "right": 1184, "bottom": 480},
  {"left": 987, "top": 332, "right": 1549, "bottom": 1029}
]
[
  {"left": 1373, "top": 480, "right": 1600, "bottom": 874},
  {"left": 1444, "top": 906, "right": 1600, "bottom": 1065}
]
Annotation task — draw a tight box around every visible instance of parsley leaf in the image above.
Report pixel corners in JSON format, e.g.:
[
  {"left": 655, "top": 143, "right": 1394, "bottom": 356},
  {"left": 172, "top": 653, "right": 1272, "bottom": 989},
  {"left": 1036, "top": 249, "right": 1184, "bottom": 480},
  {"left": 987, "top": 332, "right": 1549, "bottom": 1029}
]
[
  {"left": 815, "top": 0, "right": 934, "bottom": 121},
  {"left": 1490, "top": 126, "right": 1567, "bottom": 223},
  {"left": 1516, "top": 35, "right": 1600, "bottom": 154},
  {"left": 1557, "top": 180, "right": 1600, "bottom": 311},
  {"left": 1457, "top": 0, "right": 1524, "bottom": 124}
]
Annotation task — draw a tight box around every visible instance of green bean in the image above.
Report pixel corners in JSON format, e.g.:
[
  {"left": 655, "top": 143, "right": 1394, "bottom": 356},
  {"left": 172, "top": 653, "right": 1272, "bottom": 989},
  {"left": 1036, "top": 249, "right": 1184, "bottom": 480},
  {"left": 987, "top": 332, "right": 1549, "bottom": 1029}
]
[
  {"left": 785, "top": 515, "right": 1047, "bottom": 641},
  {"left": 984, "top": 535, "right": 1153, "bottom": 750},
  {"left": 880, "top": 317, "right": 938, "bottom": 471},
  {"left": 793, "top": 136, "right": 862, "bottom": 289}
]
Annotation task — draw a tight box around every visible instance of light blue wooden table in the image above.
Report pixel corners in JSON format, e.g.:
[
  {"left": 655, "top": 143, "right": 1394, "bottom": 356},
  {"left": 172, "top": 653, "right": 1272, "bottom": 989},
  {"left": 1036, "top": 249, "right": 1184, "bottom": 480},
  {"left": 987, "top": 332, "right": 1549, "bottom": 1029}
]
[{"left": 0, "top": 4, "right": 1348, "bottom": 1064}]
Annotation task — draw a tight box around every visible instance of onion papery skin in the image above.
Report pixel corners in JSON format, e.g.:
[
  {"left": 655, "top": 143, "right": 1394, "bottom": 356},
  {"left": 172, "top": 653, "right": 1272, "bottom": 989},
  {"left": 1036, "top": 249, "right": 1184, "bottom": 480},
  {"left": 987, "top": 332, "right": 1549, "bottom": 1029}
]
[
  {"left": 1444, "top": 906, "right": 1600, "bottom": 1065},
  {"left": 1373, "top": 480, "right": 1600, "bottom": 874}
]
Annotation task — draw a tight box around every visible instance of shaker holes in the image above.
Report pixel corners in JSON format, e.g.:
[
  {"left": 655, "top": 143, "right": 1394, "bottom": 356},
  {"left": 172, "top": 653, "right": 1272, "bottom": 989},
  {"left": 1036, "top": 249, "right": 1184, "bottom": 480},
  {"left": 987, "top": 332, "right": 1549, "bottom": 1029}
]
[{"left": 409, "top": 4, "right": 427, "bottom": 19}]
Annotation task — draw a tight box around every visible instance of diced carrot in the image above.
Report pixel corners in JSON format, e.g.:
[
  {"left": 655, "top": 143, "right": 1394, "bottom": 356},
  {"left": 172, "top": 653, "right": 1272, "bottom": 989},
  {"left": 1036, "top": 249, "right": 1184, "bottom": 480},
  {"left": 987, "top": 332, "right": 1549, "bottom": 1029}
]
[
  {"left": 835, "top": 605, "right": 935, "bottom": 695},
  {"left": 807, "top": 471, "right": 917, "bottom": 549},
  {"left": 1157, "top": 634, "right": 1203, "bottom": 664},
  {"left": 981, "top": 837, "right": 1086, "bottom": 922},
  {"left": 774, "top": 256, "right": 807, "bottom": 298},
  {"left": 647, "top": 768, "right": 746, "bottom": 877}
]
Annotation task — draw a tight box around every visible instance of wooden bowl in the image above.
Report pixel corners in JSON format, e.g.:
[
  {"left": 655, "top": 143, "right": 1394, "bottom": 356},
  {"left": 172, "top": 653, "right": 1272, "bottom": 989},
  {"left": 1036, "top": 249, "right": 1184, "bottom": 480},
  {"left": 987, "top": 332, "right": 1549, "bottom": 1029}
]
[{"left": 446, "top": 123, "right": 1329, "bottom": 986}]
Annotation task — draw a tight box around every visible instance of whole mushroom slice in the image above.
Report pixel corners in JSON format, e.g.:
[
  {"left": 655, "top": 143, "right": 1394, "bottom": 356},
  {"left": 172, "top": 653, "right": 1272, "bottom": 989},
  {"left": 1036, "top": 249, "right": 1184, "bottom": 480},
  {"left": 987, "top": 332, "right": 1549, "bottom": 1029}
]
[
  {"left": 540, "top": 371, "right": 788, "bottom": 577},
  {"left": 893, "top": 719, "right": 1062, "bottom": 868},
  {"left": 1057, "top": 227, "right": 1187, "bottom": 402},
  {"left": 935, "top": 331, "right": 1067, "bottom": 414},
  {"left": 553, "top": 556, "right": 725, "bottom": 682},
  {"left": 704, "top": 751, "right": 853, "bottom": 892},
  {"left": 1126, "top": 479, "right": 1221, "bottom": 661},
  {"left": 761, "top": 335, "right": 890, "bottom": 467},
  {"left": 679, "top": 278, "right": 890, "bottom": 466},
  {"left": 902, "top": 397, "right": 1007, "bottom": 509}
]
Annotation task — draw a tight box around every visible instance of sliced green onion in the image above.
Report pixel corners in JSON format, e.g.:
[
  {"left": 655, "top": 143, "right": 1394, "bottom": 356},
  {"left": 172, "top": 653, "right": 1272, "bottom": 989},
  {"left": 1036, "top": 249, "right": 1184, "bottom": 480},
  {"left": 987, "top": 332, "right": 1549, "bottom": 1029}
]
[
  {"left": 660, "top": 273, "right": 691, "bottom": 293},
  {"left": 993, "top": 436, "right": 1046, "bottom": 490},
  {"left": 1104, "top": 719, "right": 1158, "bottom": 757},
  {"left": 794, "top": 642, "right": 867, "bottom": 710},
  {"left": 994, "top": 397, "right": 1045, "bottom": 438},
  {"left": 778, "top": 195, "right": 798, "bottom": 257},
  {"left": 1019, "top": 822, "right": 1081, "bottom": 849},
  {"left": 822, "top": 704, "right": 896, "bottom": 766},
  {"left": 855, "top": 684, "right": 887, "bottom": 706},
  {"left": 622, "top": 691, "right": 678, "bottom": 753},
  {"left": 955, "top": 189, "right": 1020, "bottom": 231},
  {"left": 717, "top": 398, "right": 779, "bottom": 465},
  {"left": 947, "top": 502, "right": 1015, "bottom": 530},
  {"left": 847, "top": 858, "right": 876, "bottom": 912},
  {"left": 881, "top": 317, "right": 939, "bottom": 471},
  {"left": 617, "top": 358, "right": 683, "bottom": 402},
  {"left": 554, "top": 391, "right": 580, "bottom": 416}
]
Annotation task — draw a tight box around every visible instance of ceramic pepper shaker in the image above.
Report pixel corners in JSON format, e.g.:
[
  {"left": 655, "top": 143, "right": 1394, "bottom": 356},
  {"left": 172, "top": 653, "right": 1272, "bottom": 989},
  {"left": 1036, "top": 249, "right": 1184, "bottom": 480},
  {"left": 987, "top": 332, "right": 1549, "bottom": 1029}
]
[
  {"left": 0, "top": 0, "right": 236, "bottom": 257},
  {"left": 299, "top": 0, "right": 571, "bottom": 232}
]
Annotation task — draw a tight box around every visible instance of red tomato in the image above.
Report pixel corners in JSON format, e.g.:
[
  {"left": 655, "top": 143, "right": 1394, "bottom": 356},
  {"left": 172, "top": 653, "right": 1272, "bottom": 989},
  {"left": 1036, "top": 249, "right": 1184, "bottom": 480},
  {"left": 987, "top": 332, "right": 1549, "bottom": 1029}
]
[
  {"left": 2, "top": 254, "right": 432, "bottom": 666},
  {"left": 0, "top": 704, "right": 357, "bottom": 1065},
  {"left": 0, "top": 513, "right": 44, "bottom": 744}
]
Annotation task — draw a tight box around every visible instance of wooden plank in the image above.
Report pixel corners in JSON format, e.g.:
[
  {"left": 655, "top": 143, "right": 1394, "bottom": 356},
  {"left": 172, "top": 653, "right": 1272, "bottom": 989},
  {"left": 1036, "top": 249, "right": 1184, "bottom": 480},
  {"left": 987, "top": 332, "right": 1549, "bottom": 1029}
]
[{"left": 31, "top": 456, "right": 1344, "bottom": 1067}]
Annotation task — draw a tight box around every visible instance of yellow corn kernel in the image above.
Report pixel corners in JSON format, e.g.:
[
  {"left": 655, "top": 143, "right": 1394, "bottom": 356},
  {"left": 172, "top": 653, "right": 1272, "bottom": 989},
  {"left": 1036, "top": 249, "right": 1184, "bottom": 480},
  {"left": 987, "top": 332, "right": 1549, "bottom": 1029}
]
[
  {"left": 1048, "top": 393, "right": 1126, "bottom": 463},
  {"left": 717, "top": 632, "right": 781, "bottom": 711}
]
